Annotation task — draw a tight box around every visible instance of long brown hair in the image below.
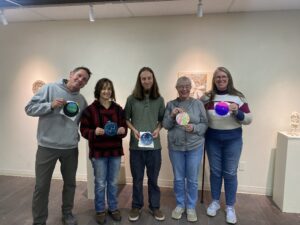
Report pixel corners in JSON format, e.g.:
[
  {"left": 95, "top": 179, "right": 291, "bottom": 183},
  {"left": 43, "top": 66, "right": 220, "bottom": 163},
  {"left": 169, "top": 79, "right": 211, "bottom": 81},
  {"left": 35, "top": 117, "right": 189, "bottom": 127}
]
[
  {"left": 207, "top": 66, "right": 244, "bottom": 101},
  {"left": 132, "top": 67, "right": 161, "bottom": 100}
]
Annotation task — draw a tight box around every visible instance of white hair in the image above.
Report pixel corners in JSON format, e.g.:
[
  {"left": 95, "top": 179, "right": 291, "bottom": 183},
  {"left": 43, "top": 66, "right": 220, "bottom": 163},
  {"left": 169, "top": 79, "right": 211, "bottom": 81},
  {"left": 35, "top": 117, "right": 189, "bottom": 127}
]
[{"left": 176, "top": 76, "right": 191, "bottom": 87}]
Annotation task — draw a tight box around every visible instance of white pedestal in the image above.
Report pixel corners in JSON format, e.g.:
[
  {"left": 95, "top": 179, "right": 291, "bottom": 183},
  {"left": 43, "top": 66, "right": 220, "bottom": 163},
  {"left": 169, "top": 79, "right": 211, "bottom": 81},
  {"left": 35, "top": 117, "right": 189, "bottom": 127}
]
[{"left": 273, "top": 132, "right": 300, "bottom": 213}]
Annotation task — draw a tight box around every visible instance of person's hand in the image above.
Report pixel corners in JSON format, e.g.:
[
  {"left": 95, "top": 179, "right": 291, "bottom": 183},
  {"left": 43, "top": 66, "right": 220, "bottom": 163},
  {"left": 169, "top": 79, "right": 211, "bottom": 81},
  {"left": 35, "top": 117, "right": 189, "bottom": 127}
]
[
  {"left": 152, "top": 127, "right": 160, "bottom": 139},
  {"left": 229, "top": 103, "right": 239, "bottom": 114},
  {"left": 95, "top": 127, "right": 105, "bottom": 136},
  {"left": 133, "top": 129, "right": 140, "bottom": 140},
  {"left": 184, "top": 124, "right": 194, "bottom": 133},
  {"left": 51, "top": 98, "right": 66, "bottom": 109},
  {"left": 117, "top": 127, "right": 126, "bottom": 135},
  {"left": 171, "top": 107, "right": 184, "bottom": 118}
]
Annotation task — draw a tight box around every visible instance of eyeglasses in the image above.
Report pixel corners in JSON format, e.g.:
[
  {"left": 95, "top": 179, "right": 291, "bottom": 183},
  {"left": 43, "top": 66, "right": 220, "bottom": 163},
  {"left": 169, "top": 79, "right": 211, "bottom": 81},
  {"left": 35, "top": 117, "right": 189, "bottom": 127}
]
[
  {"left": 177, "top": 85, "right": 191, "bottom": 90},
  {"left": 214, "top": 75, "right": 228, "bottom": 80}
]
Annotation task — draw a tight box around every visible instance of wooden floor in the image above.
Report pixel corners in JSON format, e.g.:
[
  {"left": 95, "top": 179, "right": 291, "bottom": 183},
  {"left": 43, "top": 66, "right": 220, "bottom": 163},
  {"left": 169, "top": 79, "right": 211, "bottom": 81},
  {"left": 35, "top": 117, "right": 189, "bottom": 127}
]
[{"left": 0, "top": 176, "right": 299, "bottom": 225}]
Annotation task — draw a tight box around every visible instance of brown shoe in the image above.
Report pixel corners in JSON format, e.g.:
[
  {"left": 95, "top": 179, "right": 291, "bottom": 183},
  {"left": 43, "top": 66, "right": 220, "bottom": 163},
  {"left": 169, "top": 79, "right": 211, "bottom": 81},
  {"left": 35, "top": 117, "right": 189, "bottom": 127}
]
[
  {"left": 128, "top": 208, "right": 141, "bottom": 221},
  {"left": 150, "top": 208, "right": 165, "bottom": 221},
  {"left": 108, "top": 209, "right": 121, "bottom": 221},
  {"left": 95, "top": 211, "right": 106, "bottom": 225}
]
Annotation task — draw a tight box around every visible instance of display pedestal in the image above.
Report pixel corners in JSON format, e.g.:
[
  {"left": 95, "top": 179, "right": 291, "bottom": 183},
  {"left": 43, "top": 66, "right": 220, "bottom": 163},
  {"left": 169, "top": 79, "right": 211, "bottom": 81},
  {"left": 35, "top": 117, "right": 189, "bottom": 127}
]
[{"left": 273, "top": 132, "right": 300, "bottom": 213}]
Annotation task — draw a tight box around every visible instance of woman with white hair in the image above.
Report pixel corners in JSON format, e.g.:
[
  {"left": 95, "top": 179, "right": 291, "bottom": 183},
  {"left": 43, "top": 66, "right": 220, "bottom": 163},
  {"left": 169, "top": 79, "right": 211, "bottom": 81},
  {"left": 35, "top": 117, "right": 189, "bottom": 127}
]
[{"left": 163, "top": 76, "right": 208, "bottom": 222}]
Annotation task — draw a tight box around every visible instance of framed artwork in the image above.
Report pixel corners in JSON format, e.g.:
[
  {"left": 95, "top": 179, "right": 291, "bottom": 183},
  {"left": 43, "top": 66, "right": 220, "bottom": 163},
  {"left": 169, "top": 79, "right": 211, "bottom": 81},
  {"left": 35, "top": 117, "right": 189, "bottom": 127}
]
[{"left": 178, "top": 72, "right": 208, "bottom": 99}]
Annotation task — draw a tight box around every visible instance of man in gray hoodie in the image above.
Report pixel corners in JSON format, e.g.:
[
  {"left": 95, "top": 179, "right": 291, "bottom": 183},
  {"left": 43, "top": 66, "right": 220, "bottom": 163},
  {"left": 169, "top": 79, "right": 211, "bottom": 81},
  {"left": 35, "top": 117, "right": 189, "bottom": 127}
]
[{"left": 25, "top": 66, "right": 91, "bottom": 225}]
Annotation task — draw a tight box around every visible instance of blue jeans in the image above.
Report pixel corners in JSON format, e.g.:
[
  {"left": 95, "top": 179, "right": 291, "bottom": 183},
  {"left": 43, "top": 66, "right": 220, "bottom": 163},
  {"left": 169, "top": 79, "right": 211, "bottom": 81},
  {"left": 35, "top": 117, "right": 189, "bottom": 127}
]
[
  {"left": 130, "top": 150, "right": 161, "bottom": 209},
  {"left": 91, "top": 156, "right": 121, "bottom": 212},
  {"left": 205, "top": 136, "right": 242, "bottom": 206},
  {"left": 169, "top": 146, "right": 203, "bottom": 209}
]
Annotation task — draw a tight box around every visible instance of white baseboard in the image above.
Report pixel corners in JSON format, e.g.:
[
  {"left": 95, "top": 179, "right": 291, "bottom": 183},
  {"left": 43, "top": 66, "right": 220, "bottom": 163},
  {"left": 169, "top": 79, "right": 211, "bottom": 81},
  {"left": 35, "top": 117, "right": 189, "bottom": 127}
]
[
  {"left": 0, "top": 169, "right": 272, "bottom": 196},
  {"left": 238, "top": 184, "right": 272, "bottom": 196},
  {"left": 0, "top": 169, "right": 35, "bottom": 178},
  {"left": 0, "top": 169, "right": 87, "bottom": 181},
  {"left": 125, "top": 177, "right": 272, "bottom": 196}
]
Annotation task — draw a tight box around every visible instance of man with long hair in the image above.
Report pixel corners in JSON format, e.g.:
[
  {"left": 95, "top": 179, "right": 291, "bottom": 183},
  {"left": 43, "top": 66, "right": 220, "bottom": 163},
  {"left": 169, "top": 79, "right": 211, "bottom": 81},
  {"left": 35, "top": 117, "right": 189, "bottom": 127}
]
[{"left": 125, "top": 67, "right": 165, "bottom": 222}]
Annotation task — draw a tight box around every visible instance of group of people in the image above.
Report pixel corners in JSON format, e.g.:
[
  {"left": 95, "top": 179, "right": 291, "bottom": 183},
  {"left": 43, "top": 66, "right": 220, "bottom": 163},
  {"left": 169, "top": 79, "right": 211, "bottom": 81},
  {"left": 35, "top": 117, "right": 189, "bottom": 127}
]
[{"left": 25, "top": 66, "right": 252, "bottom": 225}]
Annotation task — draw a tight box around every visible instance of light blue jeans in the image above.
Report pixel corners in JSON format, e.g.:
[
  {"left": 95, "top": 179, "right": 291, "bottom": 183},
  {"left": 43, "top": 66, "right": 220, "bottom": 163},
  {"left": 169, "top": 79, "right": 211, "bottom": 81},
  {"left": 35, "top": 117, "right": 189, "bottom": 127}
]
[
  {"left": 205, "top": 136, "right": 242, "bottom": 206},
  {"left": 169, "top": 146, "right": 203, "bottom": 209},
  {"left": 91, "top": 156, "right": 121, "bottom": 212}
]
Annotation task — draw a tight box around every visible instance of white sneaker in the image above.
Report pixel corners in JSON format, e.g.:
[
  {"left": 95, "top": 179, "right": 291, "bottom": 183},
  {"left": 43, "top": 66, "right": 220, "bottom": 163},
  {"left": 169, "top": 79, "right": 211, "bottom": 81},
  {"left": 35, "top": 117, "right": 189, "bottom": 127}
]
[
  {"left": 226, "top": 206, "right": 237, "bottom": 224},
  {"left": 206, "top": 200, "right": 220, "bottom": 217},
  {"left": 186, "top": 208, "right": 197, "bottom": 222},
  {"left": 171, "top": 206, "right": 185, "bottom": 220}
]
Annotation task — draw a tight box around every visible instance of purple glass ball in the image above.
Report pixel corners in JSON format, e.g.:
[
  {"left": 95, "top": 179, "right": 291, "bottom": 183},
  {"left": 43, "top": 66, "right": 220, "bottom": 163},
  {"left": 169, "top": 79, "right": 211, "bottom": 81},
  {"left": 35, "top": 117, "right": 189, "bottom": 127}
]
[{"left": 215, "top": 102, "right": 229, "bottom": 116}]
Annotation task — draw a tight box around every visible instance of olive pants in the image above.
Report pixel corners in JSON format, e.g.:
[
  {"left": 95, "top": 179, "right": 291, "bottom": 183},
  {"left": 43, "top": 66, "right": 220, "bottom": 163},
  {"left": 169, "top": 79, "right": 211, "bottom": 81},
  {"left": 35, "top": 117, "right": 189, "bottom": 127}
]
[{"left": 32, "top": 146, "right": 78, "bottom": 225}]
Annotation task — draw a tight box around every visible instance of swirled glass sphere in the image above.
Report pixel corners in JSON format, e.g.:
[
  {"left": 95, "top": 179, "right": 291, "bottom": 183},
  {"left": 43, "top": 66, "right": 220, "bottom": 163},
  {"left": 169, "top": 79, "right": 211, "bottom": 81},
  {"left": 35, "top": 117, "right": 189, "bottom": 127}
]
[
  {"left": 176, "top": 112, "right": 190, "bottom": 125},
  {"left": 104, "top": 121, "right": 118, "bottom": 136},
  {"left": 63, "top": 101, "right": 79, "bottom": 117},
  {"left": 215, "top": 101, "right": 229, "bottom": 116},
  {"left": 140, "top": 132, "right": 153, "bottom": 145}
]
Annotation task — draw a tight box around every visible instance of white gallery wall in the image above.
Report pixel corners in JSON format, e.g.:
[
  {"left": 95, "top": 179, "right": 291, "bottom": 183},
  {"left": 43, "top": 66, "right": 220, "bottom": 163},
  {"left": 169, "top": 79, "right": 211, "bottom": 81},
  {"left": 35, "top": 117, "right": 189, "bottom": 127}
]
[{"left": 0, "top": 11, "right": 299, "bottom": 196}]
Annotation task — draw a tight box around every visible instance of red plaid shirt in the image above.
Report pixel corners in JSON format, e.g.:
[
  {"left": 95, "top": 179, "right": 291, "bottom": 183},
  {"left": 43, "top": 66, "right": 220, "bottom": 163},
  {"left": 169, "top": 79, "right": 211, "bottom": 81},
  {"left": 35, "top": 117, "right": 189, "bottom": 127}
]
[{"left": 80, "top": 100, "right": 127, "bottom": 158}]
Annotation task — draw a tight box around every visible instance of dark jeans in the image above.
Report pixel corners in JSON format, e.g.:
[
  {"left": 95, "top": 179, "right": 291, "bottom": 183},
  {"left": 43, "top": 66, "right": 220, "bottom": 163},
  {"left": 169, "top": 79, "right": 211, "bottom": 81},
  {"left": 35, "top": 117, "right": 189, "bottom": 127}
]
[
  {"left": 32, "top": 146, "right": 78, "bottom": 225},
  {"left": 130, "top": 149, "right": 162, "bottom": 209}
]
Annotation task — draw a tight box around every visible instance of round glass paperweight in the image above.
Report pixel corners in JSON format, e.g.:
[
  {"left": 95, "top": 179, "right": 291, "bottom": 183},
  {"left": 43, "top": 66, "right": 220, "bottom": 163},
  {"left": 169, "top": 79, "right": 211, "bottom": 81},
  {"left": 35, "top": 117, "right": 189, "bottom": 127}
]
[
  {"left": 63, "top": 101, "right": 79, "bottom": 117},
  {"left": 176, "top": 112, "right": 190, "bottom": 125},
  {"left": 104, "top": 121, "right": 118, "bottom": 136},
  {"left": 140, "top": 132, "right": 153, "bottom": 145},
  {"left": 215, "top": 101, "right": 229, "bottom": 116}
]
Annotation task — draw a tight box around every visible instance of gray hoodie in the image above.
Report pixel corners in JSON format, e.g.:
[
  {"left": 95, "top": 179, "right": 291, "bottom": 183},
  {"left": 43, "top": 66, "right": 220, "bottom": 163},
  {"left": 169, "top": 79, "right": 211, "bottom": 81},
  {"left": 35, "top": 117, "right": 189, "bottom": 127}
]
[
  {"left": 162, "top": 97, "right": 208, "bottom": 151},
  {"left": 25, "top": 79, "right": 87, "bottom": 149}
]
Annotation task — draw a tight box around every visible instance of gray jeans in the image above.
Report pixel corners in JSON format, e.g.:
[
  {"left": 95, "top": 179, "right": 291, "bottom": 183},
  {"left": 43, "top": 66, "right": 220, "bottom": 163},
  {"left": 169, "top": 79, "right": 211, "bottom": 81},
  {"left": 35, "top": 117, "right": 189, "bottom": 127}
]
[{"left": 32, "top": 146, "right": 78, "bottom": 225}]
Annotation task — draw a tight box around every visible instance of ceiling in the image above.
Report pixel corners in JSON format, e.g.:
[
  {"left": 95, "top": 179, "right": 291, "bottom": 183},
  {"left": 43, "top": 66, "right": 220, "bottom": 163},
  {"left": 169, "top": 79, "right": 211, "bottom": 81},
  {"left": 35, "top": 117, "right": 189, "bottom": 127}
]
[{"left": 0, "top": 0, "right": 300, "bottom": 23}]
